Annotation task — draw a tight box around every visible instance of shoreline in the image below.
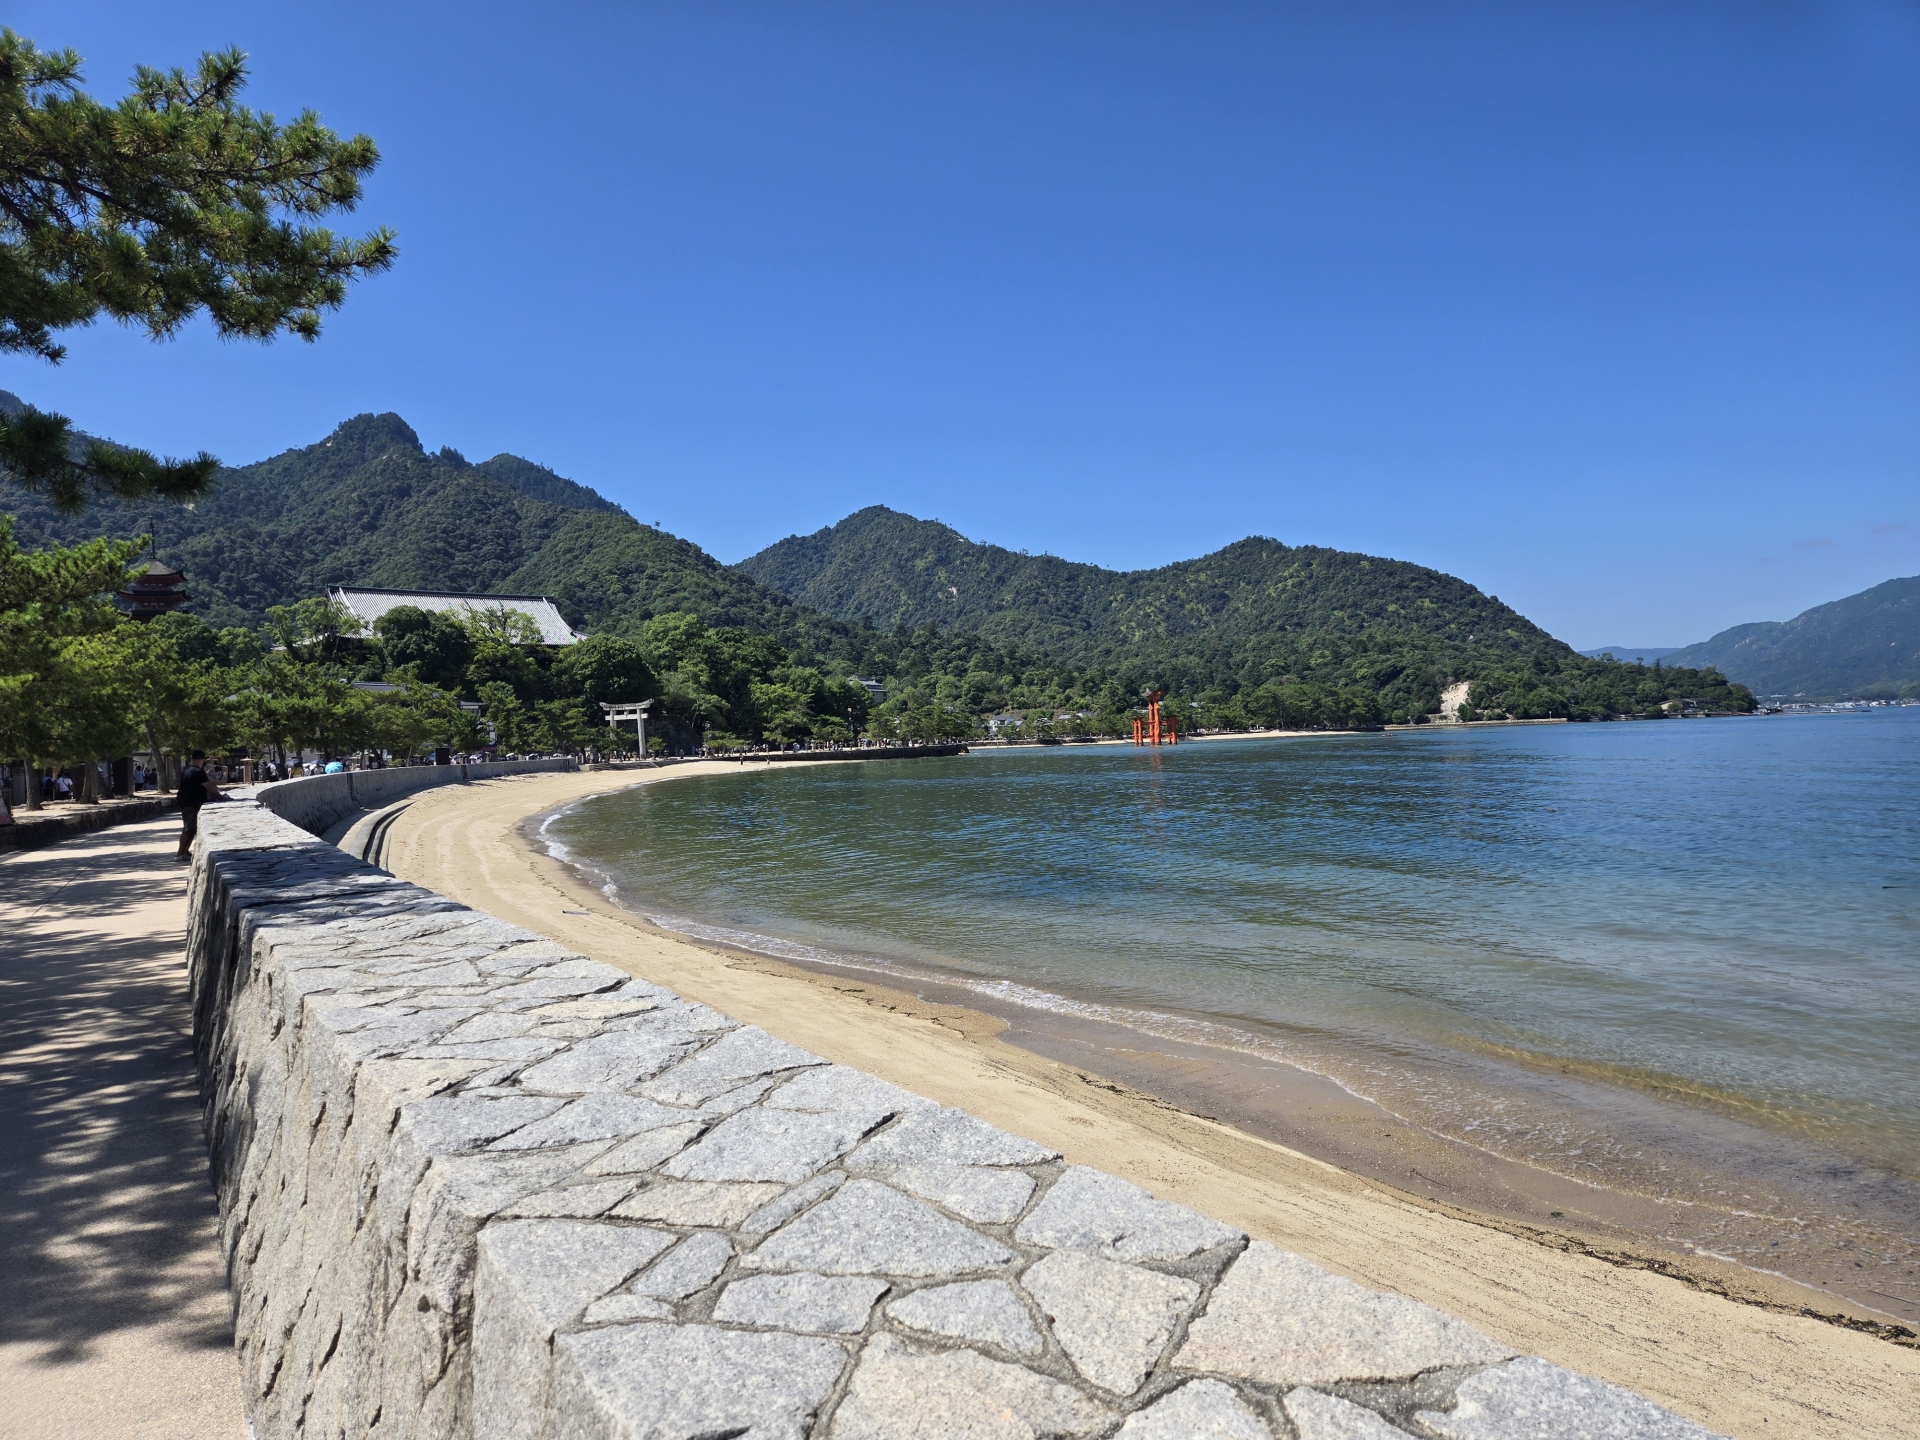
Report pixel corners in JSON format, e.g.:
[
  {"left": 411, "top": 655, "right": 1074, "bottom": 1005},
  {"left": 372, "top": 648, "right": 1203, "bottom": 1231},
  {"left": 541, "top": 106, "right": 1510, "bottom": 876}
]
[
  {"left": 377, "top": 763, "right": 1920, "bottom": 1440},
  {"left": 572, "top": 849, "right": 1920, "bottom": 1330}
]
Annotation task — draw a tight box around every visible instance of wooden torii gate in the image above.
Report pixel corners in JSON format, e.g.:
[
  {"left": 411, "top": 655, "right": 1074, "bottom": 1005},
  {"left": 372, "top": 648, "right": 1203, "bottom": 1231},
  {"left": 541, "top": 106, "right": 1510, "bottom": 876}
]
[{"left": 1132, "top": 688, "right": 1177, "bottom": 746}]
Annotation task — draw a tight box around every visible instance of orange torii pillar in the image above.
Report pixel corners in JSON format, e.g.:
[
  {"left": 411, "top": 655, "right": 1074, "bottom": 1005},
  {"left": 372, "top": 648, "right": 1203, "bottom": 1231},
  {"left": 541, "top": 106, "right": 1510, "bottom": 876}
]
[{"left": 1138, "top": 688, "right": 1169, "bottom": 746}]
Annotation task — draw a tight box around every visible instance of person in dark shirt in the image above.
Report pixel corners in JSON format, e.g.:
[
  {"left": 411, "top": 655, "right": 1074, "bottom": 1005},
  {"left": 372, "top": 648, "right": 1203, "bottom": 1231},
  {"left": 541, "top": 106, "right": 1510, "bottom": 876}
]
[{"left": 175, "top": 752, "right": 223, "bottom": 861}]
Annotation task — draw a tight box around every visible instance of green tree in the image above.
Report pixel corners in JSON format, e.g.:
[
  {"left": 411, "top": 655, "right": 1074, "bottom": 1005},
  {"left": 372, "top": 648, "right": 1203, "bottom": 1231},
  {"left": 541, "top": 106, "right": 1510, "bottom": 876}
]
[
  {"left": 530, "top": 697, "right": 596, "bottom": 754},
  {"left": 265, "top": 596, "right": 362, "bottom": 662},
  {"left": 553, "top": 632, "right": 656, "bottom": 713},
  {"left": 0, "top": 30, "right": 394, "bottom": 510},
  {"left": 366, "top": 672, "right": 480, "bottom": 760},
  {"left": 751, "top": 677, "right": 814, "bottom": 745},
  {"left": 0, "top": 518, "right": 139, "bottom": 803},
  {"left": 475, "top": 680, "right": 532, "bottom": 753},
  {"left": 240, "top": 657, "right": 370, "bottom": 763},
  {"left": 148, "top": 608, "right": 264, "bottom": 667},
  {"left": 142, "top": 651, "right": 241, "bottom": 765},
  {"left": 373, "top": 605, "right": 473, "bottom": 690},
  {"left": 34, "top": 626, "right": 157, "bottom": 799}
]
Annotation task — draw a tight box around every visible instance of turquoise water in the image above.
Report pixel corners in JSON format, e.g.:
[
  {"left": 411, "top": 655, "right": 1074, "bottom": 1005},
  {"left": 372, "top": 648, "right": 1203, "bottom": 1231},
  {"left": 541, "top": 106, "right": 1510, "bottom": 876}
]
[{"left": 544, "top": 710, "right": 1920, "bottom": 1298}]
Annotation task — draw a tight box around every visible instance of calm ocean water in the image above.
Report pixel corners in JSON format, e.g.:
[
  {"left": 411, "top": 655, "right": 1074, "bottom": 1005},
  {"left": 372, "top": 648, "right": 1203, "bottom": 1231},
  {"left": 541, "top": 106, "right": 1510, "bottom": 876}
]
[{"left": 544, "top": 709, "right": 1920, "bottom": 1300}]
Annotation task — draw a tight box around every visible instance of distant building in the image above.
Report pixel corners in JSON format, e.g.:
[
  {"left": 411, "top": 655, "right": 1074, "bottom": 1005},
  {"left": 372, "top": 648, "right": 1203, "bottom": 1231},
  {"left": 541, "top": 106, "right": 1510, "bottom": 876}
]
[
  {"left": 324, "top": 586, "right": 582, "bottom": 646},
  {"left": 117, "top": 557, "right": 191, "bottom": 621},
  {"left": 986, "top": 711, "right": 1026, "bottom": 735},
  {"left": 852, "top": 676, "right": 887, "bottom": 704}
]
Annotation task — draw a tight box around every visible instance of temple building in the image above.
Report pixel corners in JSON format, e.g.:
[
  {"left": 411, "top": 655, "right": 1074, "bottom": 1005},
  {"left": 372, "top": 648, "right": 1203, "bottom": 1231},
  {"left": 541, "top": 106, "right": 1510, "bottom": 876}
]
[
  {"left": 322, "top": 585, "right": 582, "bottom": 646},
  {"left": 116, "top": 557, "right": 192, "bottom": 621}
]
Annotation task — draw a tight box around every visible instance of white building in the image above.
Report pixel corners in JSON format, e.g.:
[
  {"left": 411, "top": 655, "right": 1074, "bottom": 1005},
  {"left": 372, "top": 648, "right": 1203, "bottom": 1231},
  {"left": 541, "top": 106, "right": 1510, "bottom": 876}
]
[{"left": 324, "top": 586, "right": 582, "bottom": 646}]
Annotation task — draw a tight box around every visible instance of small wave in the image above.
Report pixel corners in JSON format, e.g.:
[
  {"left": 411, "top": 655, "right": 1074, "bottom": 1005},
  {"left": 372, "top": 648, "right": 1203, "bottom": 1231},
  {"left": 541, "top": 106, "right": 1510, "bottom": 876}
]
[
  {"left": 627, "top": 905, "right": 1381, "bottom": 1108},
  {"left": 536, "top": 802, "right": 584, "bottom": 863}
]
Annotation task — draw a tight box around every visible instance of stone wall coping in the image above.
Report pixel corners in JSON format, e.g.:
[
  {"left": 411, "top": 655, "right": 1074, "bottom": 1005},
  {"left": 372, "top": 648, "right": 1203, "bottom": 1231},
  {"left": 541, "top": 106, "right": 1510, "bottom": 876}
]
[{"left": 249, "top": 757, "right": 577, "bottom": 837}]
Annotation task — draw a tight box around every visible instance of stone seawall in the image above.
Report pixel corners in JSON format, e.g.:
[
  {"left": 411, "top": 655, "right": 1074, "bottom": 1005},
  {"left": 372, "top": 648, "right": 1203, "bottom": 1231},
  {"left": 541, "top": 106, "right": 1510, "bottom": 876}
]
[
  {"left": 255, "top": 758, "right": 577, "bottom": 837},
  {"left": 2, "top": 793, "right": 176, "bottom": 849},
  {"left": 187, "top": 792, "right": 1720, "bottom": 1440}
]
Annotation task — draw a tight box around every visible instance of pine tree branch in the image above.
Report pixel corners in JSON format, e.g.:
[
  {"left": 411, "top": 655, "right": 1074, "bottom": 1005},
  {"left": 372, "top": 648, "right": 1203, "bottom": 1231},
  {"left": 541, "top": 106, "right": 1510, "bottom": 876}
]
[{"left": 0, "top": 404, "right": 218, "bottom": 513}]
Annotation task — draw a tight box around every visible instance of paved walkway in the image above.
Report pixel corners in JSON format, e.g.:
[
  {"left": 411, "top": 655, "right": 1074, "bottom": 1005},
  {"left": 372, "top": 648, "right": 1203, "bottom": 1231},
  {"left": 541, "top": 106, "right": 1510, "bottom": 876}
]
[{"left": 0, "top": 816, "right": 242, "bottom": 1440}]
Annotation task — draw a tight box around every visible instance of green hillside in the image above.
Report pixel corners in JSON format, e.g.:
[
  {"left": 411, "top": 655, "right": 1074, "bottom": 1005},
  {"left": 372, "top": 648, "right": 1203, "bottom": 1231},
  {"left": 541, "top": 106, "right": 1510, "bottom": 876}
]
[
  {"left": 738, "top": 505, "right": 1542, "bottom": 660},
  {"left": 1664, "top": 576, "right": 1920, "bottom": 700},
  {"left": 737, "top": 506, "right": 1748, "bottom": 721},
  {"left": 0, "top": 399, "right": 812, "bottom": 640},
  {"left": 4, "top": 404, "right": 1754, "bottom": 729}
]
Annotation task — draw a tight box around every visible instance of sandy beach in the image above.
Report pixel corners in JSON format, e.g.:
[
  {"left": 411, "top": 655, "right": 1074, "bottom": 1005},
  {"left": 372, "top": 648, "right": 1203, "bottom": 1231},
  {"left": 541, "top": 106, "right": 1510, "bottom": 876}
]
[{"left": 378, "top": 762, "right": 1920, "bottom": 1440}]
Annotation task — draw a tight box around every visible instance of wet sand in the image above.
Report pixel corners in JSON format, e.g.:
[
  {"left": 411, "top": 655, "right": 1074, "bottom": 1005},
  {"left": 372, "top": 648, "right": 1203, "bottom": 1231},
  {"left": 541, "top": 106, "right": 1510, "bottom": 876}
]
[{"left": 377, "top": 763, "right": 1920, "bottom": 1440}]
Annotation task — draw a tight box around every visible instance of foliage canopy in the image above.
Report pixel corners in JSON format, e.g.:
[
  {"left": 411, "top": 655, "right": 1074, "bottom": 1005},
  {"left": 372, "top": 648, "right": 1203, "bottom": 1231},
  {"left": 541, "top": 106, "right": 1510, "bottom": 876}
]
[{"left": 0, "top": 31, "right": 393, "bottom": 511}]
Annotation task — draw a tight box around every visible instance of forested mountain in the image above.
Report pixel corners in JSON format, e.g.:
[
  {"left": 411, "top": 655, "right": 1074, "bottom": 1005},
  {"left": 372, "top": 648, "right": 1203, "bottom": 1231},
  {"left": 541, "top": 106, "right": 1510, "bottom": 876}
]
[
  {"left": 4, "top": 402, "right": 1754, "bottom": 728},
  {"left": 1662, "top": 576, "right": 1920, "bottom": 700},
  {"left": 739, "top": 505, "right": 1541, "bottom": 659},
  {"left": 737, "top": 506, "right": 1749, "bottom": 721},
  {"left": 0, "top": 400, "right": 816, "bottom": 640}
]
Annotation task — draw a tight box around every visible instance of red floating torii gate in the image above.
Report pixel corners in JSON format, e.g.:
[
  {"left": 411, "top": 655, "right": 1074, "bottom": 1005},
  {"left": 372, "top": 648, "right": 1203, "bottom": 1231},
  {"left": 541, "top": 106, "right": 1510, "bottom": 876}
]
[{"left": 1133, "top": 688, "right": 1177, "bottom": 746}]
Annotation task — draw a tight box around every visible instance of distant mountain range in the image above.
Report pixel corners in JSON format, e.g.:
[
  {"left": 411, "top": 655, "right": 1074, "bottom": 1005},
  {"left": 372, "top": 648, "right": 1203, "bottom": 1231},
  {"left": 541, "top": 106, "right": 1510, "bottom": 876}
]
[
  {"left": 4, "top": 403, "right": 1756, "bottom": 720},
  {"left": 1662, "top": 576, "right": 1919, "bottom": 700}
]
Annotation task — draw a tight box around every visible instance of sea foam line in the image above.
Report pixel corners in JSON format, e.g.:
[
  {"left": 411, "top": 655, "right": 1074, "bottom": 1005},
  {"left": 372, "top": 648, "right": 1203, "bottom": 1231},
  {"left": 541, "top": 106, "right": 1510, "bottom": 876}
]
[{"left": 618, "top": 902, "right": 1384, "bottom": 1106}]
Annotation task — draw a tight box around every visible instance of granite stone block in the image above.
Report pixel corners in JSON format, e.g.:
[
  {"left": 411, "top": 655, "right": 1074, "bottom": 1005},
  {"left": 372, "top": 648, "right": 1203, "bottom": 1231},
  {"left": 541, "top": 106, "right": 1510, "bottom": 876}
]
[
  {"left": 580, "top": 1120, "right": 707, "bottom": 1175},
  {"left": 767, "top": 1064, "right": 936, "bottom": 1126},
  {"left": 848, "top": 1106, "right": 1055, "bottom": 1171},
  {"left": 740, "top": 1171, "right": 846, "bottom": 1235},
  {"left": 514, "top": 1026, "right": 702, "bottom": 1093},
  {"left": 713, "top": 1272, "right": 891, "bottom": 1333},
  {"left": 579, "top": 1293, "right": 672, "bottom": 1325},
  {"left": 1118, "top": 1379, "right": 1275, "bottom": 1438},
  {"left": 489, "top": 1092, "right": 695, "bottom": 1151},
  {"left": 1415, "top": 1357, "right": 1723, "bottom": 1440},
  {"left": 477, "top": 1219, "right": 676, "bottom": 1335},
  {"left": 1022, "top": 1249, "right": 1200, "bottom": 1396},
  {"left": 1286, "top": 1387, "right": 1410, "bottom": 1439},
  {"left": 745, "top": 1178, "right": 1016, "bottom": 1277},
  {"left": 641, "top": 1026, "right": 825, "bottom": 1106},
  {"left": 884, "top": 1279, "right": 1044, "bottom": 1355},
  {"left": 1016, "top": 1166, "right": 1241, "bottom": 1263},
  {"left": 1176, "top": 1243, "right": 1510, "bottom": 1385},
  {"left": 612, "top": 1178, "right": 785, "bottom": 1228},
  {"left": 498, "top": 1178, "right": 637, "bottom": 1218},
  {"left": 830, "top": 1334, "right": 1110, "bottom": 1440},
  {"left": 397, "top": 1093, "right": 566, "bottom": 1154},
  {"left": 630, "top": 1231, "right": 734, "bottom": 1301},
  {"left": 662, "top": 1106, "right": 871, "bottom": 1183},
  {"left": 552, "top": 1323, "right": 845, "bottom": 1440},
  {"left": 888, "top": 1161, "right": 1036, "bottom": 1223}
]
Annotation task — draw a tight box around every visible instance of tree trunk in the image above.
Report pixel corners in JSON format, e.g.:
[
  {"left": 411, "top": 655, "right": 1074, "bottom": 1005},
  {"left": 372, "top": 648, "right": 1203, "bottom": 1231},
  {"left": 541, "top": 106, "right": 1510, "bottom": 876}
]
[{"left": 145, "top": 724, "right": 171, "bottom": 794}]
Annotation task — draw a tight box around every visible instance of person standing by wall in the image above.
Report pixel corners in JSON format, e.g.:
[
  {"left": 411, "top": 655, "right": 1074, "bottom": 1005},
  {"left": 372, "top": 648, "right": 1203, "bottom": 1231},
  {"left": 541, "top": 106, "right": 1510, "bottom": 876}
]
[{"left": 175, "top": 752, "right": 223, "bottom": 862}]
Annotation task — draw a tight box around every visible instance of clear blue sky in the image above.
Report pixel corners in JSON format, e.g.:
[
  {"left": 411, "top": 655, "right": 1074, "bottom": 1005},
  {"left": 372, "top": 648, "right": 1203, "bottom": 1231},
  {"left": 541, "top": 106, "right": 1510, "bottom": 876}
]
[{"left": 12, "top": 2, "right": 1917, "bottom": 649}]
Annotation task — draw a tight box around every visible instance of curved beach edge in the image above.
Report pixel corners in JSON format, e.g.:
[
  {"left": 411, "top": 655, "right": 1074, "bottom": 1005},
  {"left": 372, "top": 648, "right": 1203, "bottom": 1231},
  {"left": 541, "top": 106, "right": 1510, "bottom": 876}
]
[{"left": 377, "top": 762, "right": 1919, "bottom": 1440}]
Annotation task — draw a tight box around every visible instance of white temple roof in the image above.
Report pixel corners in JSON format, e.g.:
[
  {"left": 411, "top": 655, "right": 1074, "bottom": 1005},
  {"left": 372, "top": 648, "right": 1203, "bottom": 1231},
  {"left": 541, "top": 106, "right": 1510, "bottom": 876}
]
[{"left": 324, "top": 586, "right": 582, "bottom": 646}]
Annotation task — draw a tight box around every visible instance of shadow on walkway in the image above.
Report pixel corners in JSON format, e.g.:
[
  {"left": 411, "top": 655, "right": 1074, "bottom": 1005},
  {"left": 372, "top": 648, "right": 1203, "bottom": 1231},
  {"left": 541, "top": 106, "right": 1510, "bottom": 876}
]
[{"left": 0, "top": 816, "right": 242, "bottom": 1437}]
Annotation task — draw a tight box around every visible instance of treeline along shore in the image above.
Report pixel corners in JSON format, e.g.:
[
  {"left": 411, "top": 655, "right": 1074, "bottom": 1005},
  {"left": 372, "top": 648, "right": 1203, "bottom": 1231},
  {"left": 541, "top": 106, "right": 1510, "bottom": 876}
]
[{"left": 4, "top": 409, "right": 1753, "bottom": 792}]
